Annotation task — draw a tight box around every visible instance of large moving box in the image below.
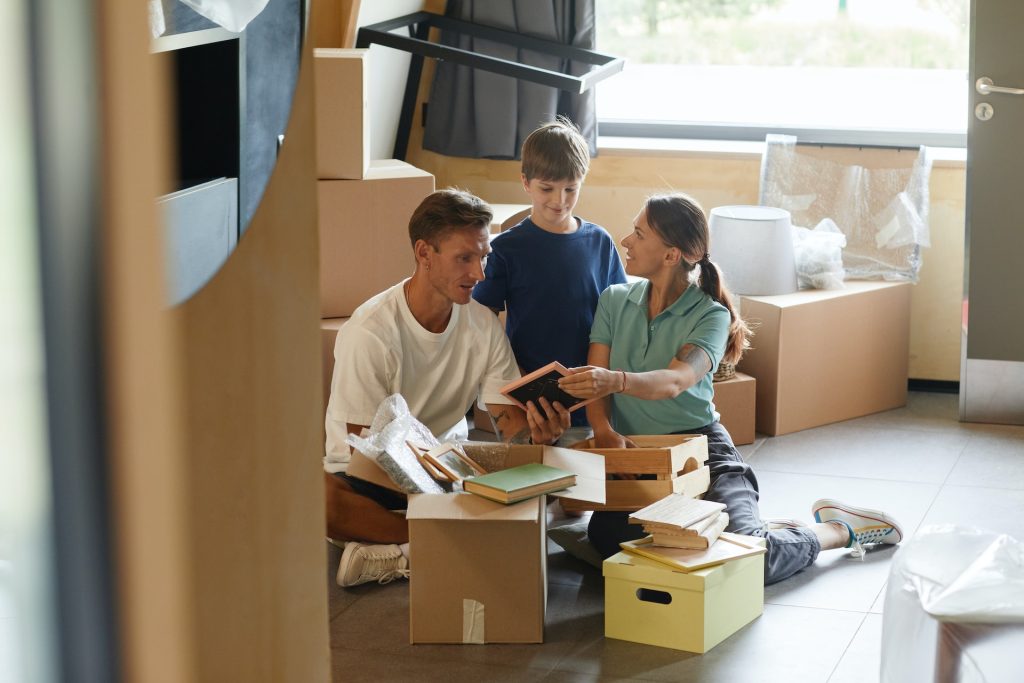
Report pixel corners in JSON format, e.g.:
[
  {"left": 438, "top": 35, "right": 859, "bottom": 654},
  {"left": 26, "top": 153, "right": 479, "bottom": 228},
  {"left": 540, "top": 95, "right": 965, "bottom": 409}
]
[
  {"left": 712, "top": 372, "right": 756, "bottom": 446},
  {"left": 408, "top": 494, "right": 546, "bottom": 644},
  {"left": 314, "top": 49, "right": 369, "bottom": 180},
  {"left": 319, "top": 160, "right": 434, "bottom": 318},
  {"left": 604, "top": 535, "right": 765, "bottom": 653},
  {"left": 738, "top": 281, "right": 911, "bottom": 436}
]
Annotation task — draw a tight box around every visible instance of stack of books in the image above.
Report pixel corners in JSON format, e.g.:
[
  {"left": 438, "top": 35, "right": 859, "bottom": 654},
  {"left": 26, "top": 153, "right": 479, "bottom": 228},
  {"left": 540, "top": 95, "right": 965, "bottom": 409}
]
[{"left": 628, "top": 494, "right": 729, "bottom": 550}]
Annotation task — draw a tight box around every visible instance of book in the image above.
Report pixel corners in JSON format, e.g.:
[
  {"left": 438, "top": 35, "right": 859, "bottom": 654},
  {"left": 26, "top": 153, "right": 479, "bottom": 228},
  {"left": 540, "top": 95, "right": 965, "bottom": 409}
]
[
  {"left": 628, "top": 494, "right": 726, "bottom": 531},
  {"left": 650, "top": 512, "right": 729, "bottom": 550},
  {"left": 499, "top": 361, "right": 597, "bottom": 413},
  {"left": 620, "top": 532, "right": 766, "bottom": 572},
  {"left": 462, "top": 462, "right": 577, "bottom": 505}
]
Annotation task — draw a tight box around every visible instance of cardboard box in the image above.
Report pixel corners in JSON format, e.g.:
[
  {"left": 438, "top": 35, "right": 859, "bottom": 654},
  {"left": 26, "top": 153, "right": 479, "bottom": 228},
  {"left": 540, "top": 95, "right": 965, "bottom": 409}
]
[
  {"left": 604, "top": 534, "right": 766, "bottom": 652},
  {"left": 712, "top": 372, "right": 756, "bottom": 446},
  {"left": 408, "top": 494, "right": 546, "bottom": 643},
  {"left": 489, "top": 203, "right": 530, "bottom": 232},
  {"left": 319, "top": 160, "right": 435, "bottom": 318},
  {"left": 314, "top": 49, "right": 370, "bottom": 179},
  {"left": 320, "top": 318, "right": 348, "bottom": 413},
  {"left": 560, "top": 435, "right": 709, "bottom": 513},
  {"left": 738, "top": 281, "right": 911, "bottom": 436}
]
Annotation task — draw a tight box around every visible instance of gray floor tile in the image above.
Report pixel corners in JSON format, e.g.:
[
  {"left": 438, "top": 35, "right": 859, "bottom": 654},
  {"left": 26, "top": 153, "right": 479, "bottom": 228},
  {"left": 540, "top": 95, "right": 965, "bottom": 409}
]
[
  {"left": 550, "top": 604, "right": 863, "bottom": 682},
  {"left": 751, "top": 421, "right": 969, "bottom": 484},
  {"left": 828, "top": 613, "right": 883, "bottom": 683},
  {"left": 945, "top": 427, "right": 1024, "bottom": 490},
  {"left": 755, "top": 471, "right": 936, "bottom": 611},
  {"left": 920, "top": 484, "right": 1024, "bottom": 540},
  {"left": 325, "top": 541, "right": 363, "bottom": 620},
  {"left": 329, "top": 576, "right": 579, "bottom": 672},
  {"left": 736, "top": 436, "right": 767, "bottom": 461},
  {"left": 330, "top": 646, "right": 550, "bottom": 682}
]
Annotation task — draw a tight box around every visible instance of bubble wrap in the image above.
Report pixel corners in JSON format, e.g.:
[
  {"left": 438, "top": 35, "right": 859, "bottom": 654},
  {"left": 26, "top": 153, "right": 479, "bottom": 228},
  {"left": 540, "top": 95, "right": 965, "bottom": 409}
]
[
  {"left": 760, "top": 134, "right": 932, "bottom": 283},
  {"left": 346, "top": 394, "right": 447, "bottom": 494}
]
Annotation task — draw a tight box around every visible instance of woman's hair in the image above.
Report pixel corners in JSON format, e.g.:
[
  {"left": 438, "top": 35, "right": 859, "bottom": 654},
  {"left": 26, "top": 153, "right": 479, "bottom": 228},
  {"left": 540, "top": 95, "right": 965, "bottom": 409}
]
[{"left": 643, "top": 192, "right": 752, "bottom": 364}]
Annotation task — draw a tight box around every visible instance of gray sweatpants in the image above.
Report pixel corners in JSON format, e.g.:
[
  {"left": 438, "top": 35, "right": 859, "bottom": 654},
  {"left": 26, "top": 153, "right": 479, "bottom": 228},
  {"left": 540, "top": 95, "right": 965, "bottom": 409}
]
[{"left": 587, "top": 421, "right": 822, "bottom": 585}]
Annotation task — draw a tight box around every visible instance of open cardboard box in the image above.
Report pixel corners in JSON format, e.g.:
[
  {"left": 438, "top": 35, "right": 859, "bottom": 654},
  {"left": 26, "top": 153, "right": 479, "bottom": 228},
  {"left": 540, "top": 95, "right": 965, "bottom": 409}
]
[
  {"left": 402, "top": 444, "right": 604, "bottom": 644},
  {"left": 345, "top": 440, "right": 605, "bottom": 644}
]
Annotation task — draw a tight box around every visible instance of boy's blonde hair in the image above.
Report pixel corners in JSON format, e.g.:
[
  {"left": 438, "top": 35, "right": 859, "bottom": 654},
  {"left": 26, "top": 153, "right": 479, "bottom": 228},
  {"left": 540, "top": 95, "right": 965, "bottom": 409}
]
[{"left": 520, "top": 116, "right": 590, "bottom": 182}]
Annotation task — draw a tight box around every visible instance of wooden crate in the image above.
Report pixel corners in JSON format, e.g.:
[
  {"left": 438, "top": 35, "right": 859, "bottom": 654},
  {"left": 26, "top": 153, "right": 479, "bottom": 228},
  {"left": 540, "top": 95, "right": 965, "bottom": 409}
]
[{"left": 560, "top": 435, "right": 710, "bottom": 513}]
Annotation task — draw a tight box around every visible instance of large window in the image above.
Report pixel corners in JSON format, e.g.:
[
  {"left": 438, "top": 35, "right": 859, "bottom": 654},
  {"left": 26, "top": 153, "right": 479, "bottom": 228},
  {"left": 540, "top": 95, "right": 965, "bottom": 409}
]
[{"left": 596, "top": 0, "right": 969, "bottom": 147}]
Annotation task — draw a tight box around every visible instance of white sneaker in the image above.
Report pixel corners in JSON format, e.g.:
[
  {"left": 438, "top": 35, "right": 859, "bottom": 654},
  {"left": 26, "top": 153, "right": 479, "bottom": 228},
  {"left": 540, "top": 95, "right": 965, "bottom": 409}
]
[
  {"left": 336, "top": 542, "right": 410, "bottom": 587},
  {"left": 812, "top": 499, "right": 903, "bottom": 551}
]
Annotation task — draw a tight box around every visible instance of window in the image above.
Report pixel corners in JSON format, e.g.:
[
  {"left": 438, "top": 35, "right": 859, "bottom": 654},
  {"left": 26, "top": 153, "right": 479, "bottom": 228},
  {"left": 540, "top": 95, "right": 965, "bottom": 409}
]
[{"left": 596, "top": 0, "right": 969, "bottom": 147}]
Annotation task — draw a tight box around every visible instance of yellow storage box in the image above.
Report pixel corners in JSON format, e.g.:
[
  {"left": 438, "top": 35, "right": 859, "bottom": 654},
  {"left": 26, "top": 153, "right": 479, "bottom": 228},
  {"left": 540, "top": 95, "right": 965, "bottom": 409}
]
[
  {"left": 561, "top": 435, "right": 709, "bottom": 513},
  {"left": 603, "top": 537, "right": 765, "bottom": 653}
]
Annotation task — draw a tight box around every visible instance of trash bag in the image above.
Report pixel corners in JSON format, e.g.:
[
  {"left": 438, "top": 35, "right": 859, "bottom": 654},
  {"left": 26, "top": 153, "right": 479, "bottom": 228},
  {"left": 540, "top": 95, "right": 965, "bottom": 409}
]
[
  {"left": 881, "top": 524, "right": 1024, "bottom": 682},
  {"left": 792, "top": 218, "right": 847, "bottom": 290}
]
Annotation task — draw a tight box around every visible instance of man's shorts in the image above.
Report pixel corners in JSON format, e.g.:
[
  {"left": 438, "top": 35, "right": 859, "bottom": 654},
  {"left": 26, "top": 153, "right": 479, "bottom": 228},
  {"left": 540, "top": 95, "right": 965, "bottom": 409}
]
[{"left": 335, "top": 472, "right": 408, "bottom": 511}]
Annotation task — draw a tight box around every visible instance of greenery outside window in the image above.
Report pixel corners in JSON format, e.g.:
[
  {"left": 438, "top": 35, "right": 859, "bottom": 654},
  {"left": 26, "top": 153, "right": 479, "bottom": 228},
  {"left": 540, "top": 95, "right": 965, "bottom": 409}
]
[{"left": 596, "top": 0, "right": 969, "bottom": 147}]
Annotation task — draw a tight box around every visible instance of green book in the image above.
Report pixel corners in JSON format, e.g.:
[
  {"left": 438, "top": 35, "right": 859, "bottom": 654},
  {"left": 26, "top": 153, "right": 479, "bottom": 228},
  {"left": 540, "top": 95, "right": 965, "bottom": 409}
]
[{"left": 463, "top": 463, "right": 576, "bottom": 505}]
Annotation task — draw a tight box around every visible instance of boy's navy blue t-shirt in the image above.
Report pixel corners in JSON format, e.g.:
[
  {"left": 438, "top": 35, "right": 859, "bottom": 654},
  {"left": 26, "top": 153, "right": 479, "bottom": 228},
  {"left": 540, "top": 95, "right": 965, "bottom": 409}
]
[{"left": 472, "top": 217, "right": 627, "bottom": 426}]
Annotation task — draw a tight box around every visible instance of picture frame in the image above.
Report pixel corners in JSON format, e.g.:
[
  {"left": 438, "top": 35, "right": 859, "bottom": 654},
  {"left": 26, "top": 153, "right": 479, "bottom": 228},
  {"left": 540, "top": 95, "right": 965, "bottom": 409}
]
[
  {"left": 499, "top": 361, "right": 597, "bottom": 413},
  {"left": 421, "top": 442, "right": 487, "bottom": 483},
  {"left": 406, "top": 441, "right": 448, "bottom": 482}
]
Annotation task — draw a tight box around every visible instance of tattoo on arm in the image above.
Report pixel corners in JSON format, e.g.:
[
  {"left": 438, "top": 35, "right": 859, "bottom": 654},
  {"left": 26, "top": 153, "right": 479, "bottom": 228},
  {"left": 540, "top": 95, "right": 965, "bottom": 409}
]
[{"left": 676, "top": 343, "right": 713, "bottom": 378}]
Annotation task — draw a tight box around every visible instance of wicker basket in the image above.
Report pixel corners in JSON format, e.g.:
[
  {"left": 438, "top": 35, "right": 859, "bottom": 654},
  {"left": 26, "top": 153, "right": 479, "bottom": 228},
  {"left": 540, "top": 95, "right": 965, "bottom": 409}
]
[{"left": 713, "top": 361, "right": 736, "bottom": 382}]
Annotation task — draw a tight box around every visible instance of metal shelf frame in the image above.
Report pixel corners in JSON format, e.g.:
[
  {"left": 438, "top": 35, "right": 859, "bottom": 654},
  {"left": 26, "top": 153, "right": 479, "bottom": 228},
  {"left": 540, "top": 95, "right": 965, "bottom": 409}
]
[{"left": 356, "top": 11, "right": 625, "bottom": 160}]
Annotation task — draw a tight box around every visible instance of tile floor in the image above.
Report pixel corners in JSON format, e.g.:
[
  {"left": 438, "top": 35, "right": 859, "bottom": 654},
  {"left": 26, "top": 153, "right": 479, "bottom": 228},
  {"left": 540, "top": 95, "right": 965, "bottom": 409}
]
[{"left": 326, "top": 391, "right": 1024, "bottom": 682}]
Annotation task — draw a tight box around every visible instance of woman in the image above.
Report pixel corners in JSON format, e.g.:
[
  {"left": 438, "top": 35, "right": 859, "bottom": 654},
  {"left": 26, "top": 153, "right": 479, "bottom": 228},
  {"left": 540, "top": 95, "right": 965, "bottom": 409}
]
[{"left": 559, "top": 193, "right": 902, "bottom": 584}]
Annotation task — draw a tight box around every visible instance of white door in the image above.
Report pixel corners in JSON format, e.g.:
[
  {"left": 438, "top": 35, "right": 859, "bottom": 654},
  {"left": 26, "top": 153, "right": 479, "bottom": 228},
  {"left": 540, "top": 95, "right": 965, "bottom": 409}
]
[{"left": 961, "top": 0, "right": 1024, "bottom": 424}]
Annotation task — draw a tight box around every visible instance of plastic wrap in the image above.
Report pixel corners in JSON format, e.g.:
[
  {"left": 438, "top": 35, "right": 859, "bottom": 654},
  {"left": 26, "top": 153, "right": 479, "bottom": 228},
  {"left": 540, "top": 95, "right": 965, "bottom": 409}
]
[
  {"left": 346, "top": 394, "right": 447, "bottom": 494},
  {"left": 791, "top": 218, "right": 847, "bottom": 290},
  {"left": 881, "top": 525, "right": 1024, "bottom": 683},
  {"left": 760, "top": 134, "right": 933, "bottom": 283}
]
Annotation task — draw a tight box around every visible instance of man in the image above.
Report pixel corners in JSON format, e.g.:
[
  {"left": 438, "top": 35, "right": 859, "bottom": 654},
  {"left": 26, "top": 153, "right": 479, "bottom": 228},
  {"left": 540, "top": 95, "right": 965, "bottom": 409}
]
[{"left": 324, "top": 188, "right": 570, "bottom": 587}]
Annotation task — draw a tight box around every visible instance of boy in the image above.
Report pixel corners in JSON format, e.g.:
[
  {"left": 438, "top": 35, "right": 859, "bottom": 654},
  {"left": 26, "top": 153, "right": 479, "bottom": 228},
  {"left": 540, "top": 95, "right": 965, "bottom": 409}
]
[{"left": 472, "top": 118, "right": 626, "bottom": 431}]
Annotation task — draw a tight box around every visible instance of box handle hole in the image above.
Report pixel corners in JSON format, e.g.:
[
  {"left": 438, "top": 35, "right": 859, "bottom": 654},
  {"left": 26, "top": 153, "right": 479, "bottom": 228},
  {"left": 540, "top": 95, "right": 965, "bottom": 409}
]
[
  {"left": 679, "top": 457, "right": 699, "bottom": 475},
  {"left": 636, "top": 588, "right": 672, "bottom": 605}
]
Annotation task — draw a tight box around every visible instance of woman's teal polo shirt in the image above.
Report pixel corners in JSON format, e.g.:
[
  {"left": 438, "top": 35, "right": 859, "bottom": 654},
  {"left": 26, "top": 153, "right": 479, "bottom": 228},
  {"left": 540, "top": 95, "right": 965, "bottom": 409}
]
[{"left": 590, "top": 280, "right": 729, "bottom": 434}]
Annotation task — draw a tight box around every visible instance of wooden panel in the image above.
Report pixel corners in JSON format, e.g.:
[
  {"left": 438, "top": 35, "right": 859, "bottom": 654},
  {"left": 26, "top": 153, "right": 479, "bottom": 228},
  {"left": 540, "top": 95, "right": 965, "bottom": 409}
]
[
  {"left": 97, "top": 1, "right": 194, "bottom": 681},
  {"left": 173, "top": 35, "right": 329, "bottom": 683}
]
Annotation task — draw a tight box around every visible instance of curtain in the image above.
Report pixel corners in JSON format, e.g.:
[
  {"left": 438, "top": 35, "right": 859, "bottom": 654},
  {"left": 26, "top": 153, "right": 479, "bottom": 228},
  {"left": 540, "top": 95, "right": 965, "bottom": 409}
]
[{"left": 423, "top": 0, "right": 598, "bottom": 160}]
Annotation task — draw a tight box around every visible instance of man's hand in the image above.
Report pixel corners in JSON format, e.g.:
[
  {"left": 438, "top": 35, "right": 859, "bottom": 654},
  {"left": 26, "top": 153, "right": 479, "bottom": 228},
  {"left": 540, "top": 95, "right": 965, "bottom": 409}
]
[{"left": 524, "top": 396, "right": 570, "bottom": 445}]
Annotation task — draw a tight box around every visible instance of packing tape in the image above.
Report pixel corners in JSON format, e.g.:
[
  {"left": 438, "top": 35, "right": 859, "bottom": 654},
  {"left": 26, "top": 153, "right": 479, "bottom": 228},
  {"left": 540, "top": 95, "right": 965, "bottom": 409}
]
[{"left": 462, "top": 599, "right": 485, "bottom": 644}]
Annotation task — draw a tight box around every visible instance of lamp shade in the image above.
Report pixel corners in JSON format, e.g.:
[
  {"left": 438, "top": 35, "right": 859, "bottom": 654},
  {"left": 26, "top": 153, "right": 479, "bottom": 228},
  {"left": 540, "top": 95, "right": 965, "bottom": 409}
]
[{"left": 708, "top": 205, "right": 798, "bottom": 296}]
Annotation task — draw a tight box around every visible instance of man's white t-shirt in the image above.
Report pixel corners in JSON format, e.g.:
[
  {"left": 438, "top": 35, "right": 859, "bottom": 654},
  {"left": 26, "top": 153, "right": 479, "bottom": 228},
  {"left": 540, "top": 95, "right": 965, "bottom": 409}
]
[{"left": 324, "top": 280, "right": 520, "bottom": 473}]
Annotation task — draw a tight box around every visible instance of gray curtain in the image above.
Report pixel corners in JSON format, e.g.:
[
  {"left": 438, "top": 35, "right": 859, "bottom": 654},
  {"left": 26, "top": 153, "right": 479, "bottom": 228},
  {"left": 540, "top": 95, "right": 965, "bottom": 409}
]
[{"left": 423, "top": 0, "right": 598, "bottom": 160}]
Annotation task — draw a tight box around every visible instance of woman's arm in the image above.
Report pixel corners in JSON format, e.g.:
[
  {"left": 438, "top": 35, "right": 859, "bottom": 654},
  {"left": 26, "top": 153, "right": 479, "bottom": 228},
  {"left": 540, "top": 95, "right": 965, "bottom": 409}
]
[{"left": 561, "top": 343, "right": 713, "bottom": 402}]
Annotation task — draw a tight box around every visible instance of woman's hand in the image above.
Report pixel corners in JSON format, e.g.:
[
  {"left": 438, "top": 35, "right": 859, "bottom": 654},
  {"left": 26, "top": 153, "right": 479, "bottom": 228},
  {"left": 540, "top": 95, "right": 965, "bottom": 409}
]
[
  {"left": 559, "top": 365, "right": 623, "bottom": 399},
  {"left": 592, "top": 429, "right": 638, "bottom": 479},
  {"left": 524, "top": 397, "right": 570, "bottom": 445}
]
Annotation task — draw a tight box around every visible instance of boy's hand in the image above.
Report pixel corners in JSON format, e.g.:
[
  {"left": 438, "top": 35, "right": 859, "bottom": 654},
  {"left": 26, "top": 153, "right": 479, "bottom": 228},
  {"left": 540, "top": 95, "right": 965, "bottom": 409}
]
[
  {"left": 559, "top": 365, "right": 622, "bottom": 399},
  {"left": 525, "top": 397, "right": 570, "bottom": 445}
]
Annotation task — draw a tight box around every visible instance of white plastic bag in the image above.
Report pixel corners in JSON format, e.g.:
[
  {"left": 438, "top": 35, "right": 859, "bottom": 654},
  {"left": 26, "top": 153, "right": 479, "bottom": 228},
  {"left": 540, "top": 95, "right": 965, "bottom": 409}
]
[
  {"left": 791, "top": 218, "right": 847, "bottom": 290},
  {"left": 881, "top": 525, "right": 1024, "bottom": 682},
  {"left": 180, "top": 0, "right": 270, "bottom": 33}
]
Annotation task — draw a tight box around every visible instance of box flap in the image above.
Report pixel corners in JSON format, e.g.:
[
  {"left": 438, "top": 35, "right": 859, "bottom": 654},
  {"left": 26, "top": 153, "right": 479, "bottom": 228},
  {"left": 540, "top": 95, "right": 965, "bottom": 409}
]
[
  {"left": 540, "top": 446, "right": 606, "bottom": 504},
  {"left": 407, "top": 492, "right": 542, "bottom": 522}
]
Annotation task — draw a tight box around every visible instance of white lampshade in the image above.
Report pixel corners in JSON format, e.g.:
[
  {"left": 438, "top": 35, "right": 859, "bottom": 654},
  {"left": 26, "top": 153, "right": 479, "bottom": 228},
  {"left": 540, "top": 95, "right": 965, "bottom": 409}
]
[{"left": 708, "top": 205, "right": 798, "bottom": 296}]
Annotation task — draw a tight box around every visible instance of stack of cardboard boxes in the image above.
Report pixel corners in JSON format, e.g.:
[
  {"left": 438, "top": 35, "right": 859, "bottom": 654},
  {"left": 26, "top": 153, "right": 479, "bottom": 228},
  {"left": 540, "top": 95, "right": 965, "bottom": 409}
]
[{"left": 314, "top": 49, "right": 436, "bottom": 410}]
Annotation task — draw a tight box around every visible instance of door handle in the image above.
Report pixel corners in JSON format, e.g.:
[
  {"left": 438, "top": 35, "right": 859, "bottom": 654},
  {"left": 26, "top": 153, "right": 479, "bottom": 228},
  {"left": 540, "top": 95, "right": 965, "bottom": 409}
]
[{"left": 976, "top": 77, "right": 1024, "bottom": 96}]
